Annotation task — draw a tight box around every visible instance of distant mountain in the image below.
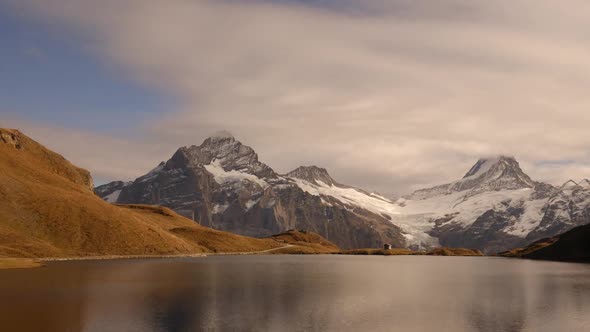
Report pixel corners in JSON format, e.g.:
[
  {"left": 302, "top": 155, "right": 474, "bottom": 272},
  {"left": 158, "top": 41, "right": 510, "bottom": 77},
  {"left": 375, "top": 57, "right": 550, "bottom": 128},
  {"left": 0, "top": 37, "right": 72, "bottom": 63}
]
[
  {"left": 97, "top": 135, "right": 405, "bottom": 249},
  {"left": 528, "top": 180, "right": 590, "bottom": 240},
  {"left": 97, "top": 137, "right": 590, "bottom": 253},
  {"left": 408, "top": 156, "right": 543, "bottom": 200},
  {"left": 397, "top": 157, "right": 590, "bottom": 253},
  {"left": 0, "top": 128, "right": 312, "bottom": 258}
]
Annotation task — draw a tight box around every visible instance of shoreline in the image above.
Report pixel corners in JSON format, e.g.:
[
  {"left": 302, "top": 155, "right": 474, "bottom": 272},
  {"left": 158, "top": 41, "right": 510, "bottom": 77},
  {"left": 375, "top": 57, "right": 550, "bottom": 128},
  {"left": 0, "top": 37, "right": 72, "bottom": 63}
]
[
  {"left": 0, "top": 258, "right": 44, "bottom": 269},
  {"left": 38, "top": 244, "right": 297, "bottom": 263}
]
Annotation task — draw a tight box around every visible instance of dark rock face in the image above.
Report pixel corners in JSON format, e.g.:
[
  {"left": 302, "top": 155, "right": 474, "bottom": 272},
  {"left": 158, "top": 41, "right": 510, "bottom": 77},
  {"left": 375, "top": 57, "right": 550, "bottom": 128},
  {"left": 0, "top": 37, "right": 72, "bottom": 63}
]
[
  {"left": 525, "top": 223, "right": 590, "bottom": 262},
  {"left": 431, "top": 208, "right": 529, "bottom": 254},
  {"left": 96, "top": 136, "right": 405, "bottom": 249}
]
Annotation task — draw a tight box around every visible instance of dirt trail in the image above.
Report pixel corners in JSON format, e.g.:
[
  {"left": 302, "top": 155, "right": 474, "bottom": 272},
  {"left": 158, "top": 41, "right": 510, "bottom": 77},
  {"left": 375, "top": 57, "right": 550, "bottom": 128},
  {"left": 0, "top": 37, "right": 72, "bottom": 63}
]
[{"left": 39, "top": 244, "right": 296, "bottom": 262}]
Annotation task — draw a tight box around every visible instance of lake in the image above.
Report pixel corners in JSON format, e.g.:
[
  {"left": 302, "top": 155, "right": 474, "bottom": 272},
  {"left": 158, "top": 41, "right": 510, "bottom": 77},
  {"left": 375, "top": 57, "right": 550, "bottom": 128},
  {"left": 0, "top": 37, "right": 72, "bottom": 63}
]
[{"left": 0, "top": 255, "right": 589, "bottom": 332}]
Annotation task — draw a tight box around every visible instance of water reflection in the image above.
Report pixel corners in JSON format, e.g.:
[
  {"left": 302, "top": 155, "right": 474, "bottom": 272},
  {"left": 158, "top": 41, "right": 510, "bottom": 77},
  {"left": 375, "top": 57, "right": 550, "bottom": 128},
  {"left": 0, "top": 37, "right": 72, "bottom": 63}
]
[{"left": 0, "top": 256, "right": 589, "bottom": 331}]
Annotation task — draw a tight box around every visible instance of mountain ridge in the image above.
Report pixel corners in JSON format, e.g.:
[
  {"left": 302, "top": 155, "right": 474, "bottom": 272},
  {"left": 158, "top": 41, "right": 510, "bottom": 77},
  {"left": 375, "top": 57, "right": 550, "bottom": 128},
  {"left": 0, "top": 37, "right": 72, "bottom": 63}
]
[
  {"left": 100, "top": 135, "right": 406, "bottom": 249},
  {"left": 96, "top": 135, "right": 590, "bottom": 253}
]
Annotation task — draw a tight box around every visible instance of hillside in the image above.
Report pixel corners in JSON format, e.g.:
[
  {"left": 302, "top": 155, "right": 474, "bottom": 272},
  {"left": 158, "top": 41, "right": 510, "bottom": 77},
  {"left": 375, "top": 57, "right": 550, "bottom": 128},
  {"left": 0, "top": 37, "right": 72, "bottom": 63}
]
[
  {"left": 500, "top": 223, "right": 590, "bottom": 262},
  {"left": 270, "top": 230, "right": 340, "bottom": 254},
  {"left": 0, "top": 128, "right": 290, "bottom": 258}
]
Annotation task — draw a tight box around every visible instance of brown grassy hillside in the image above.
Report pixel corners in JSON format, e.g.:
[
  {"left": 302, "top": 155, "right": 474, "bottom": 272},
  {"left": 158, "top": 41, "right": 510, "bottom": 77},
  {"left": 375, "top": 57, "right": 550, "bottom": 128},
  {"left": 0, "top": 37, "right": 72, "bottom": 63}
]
[
  {"left": 269, "top": 230, "right": 340, "bottom": 254},
  {"left": 0, "top": 128, "right": 284, "bottom": 258}
]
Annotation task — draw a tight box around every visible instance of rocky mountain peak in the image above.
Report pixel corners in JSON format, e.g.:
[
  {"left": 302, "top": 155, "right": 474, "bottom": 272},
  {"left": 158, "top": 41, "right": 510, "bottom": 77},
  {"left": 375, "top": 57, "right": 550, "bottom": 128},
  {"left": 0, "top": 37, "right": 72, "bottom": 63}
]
[
  {"left": 463, "top": 156, "right": 514, "bottom": 178},
  {"left": 287, "top": 166, "right": 338, "bottom": 186},
  {"left": 408, "top": 155, "right": 538, "bottom": 200},
  {"left": 560, "top": 180, "right": 580, "bottom": 190},
  {"left": 166, "top": 135, "right": 276, "bottom": 179},
  {"left": 459, "top": 155, "right": 535, "bottom": 188}
]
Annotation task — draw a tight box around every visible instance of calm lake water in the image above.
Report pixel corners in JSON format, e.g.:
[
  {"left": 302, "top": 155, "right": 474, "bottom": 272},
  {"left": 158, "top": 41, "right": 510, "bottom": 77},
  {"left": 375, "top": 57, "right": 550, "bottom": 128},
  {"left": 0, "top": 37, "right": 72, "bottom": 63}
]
[{"left": 0, "top": 255, "right": 589, "bottom": 332}]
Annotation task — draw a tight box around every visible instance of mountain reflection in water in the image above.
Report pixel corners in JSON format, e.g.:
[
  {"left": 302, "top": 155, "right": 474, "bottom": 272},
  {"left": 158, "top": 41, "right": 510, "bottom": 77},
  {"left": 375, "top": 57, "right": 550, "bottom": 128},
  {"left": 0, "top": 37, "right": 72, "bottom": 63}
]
[{"left": 0, "top": 256, "right": 589, "bottom": 332}]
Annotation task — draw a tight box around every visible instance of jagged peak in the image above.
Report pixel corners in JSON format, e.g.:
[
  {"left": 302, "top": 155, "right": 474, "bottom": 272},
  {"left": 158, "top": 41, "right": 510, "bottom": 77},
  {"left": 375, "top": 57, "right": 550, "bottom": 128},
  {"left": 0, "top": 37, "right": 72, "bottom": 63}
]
[
  {"left": 462, "top": 155, "right": 516, "bottom": 179},
  {"left": 558, "top": 179, "right": 590, "bottom": 191},
  {"left": 201, "top": 131, "right": 236, "bottom": 146},
  {"left": 286, "top": 165, "right": 338, "bottom": 186},
  {"left": 408, "top": 155, "right": 536, "bottom": 200},
  {"left": 560, "top": 179, "right": 579, "bottom": 188},
  {"left": 166, "top": 135, "right": 277, "bottom": 179},
  {"left": 210, "top": 130, "right": 234, "bottom": 139}
]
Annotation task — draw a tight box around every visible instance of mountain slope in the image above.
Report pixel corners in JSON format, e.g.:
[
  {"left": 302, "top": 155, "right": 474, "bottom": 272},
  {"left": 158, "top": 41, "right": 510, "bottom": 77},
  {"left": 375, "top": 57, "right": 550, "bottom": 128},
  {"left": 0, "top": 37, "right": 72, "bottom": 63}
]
[
  {"left": 501, "top": 223, "right": 590, "bottom": 262},
  {"left": 0, "top": 128, "right": 289, "bottom": 258},
  {"left": 528, "top": 180, "right": 590, "bottom": 240},
  {"left": 98, "top": 135, "right": 406, "bottom": 249}
]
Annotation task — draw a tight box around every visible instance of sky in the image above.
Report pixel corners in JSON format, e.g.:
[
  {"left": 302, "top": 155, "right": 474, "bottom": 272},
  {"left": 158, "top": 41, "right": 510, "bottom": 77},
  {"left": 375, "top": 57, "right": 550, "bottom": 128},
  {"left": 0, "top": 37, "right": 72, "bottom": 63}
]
[{"left": 1, "top": 0, "right": 590, "bottom": 195}]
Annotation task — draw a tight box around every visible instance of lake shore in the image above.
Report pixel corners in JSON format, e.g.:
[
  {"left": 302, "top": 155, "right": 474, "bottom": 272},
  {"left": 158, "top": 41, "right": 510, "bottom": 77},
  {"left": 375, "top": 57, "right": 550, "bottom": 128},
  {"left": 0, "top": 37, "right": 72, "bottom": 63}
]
[
  {"left": 34, "top": 244, "right": 296, "bottom": 263},
  {"left": 0, "top": 258, "right": 44, "bottom": 269}
]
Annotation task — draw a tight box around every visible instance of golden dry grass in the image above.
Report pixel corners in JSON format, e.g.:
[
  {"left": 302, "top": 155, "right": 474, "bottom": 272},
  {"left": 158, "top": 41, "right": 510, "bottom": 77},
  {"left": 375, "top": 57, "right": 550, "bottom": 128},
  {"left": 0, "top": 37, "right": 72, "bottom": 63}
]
[
  {"left": 270, "top": 230, "right": 340, "bottom": 254},
  {"left": 0, "top": 258, "right": 43, "bottom": 269},
  {"left": 498, "top": 238, "right": 558, "bottom": 258}
]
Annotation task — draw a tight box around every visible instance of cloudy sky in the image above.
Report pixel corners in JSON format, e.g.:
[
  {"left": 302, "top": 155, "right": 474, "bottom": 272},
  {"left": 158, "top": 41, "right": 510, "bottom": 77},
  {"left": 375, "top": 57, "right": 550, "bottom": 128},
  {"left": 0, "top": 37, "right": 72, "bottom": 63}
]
[{"left": 2, "top": 0, "right": 590, "bottom": 195}]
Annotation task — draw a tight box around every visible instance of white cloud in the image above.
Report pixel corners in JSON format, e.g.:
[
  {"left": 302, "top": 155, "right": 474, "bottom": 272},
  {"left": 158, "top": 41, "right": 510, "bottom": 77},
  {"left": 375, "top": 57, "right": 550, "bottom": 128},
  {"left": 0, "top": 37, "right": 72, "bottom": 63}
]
[{"left": 4, "top": 0, "right": 590, "bottom": 194}]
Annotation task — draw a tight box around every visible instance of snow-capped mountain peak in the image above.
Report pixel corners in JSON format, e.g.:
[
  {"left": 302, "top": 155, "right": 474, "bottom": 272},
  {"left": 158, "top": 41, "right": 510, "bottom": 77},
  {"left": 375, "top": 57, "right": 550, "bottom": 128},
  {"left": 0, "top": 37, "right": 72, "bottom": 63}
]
[
  {"left": 462, "top": 156, "right": 503, "bottom": 178},
  {"left": 408, "top": 155, "right": 537, "bottom": 200},
  {"left": 170, "top": 135, "right": 276, "bottom": 179},
  {"left": 286, "top": 166, "right": 339, "bottom": 186}
]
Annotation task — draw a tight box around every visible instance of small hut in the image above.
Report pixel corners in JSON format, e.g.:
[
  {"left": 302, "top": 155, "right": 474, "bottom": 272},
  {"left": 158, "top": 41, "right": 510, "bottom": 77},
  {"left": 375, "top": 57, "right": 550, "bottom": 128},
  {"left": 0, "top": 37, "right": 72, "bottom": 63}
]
[{"left": 383, "top": 244, "right": 392, "bottom": 250}]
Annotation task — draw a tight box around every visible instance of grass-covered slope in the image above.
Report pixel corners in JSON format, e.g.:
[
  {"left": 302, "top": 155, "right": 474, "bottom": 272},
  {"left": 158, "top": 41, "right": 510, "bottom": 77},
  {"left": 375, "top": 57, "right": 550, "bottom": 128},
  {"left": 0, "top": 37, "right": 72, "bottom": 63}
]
[
  {"left": 269, "top": 230, "right": 340, "bottom": 254},
  {"left": 0, "top": 128, "right": 284, "bottom": 258},
  {"left": 501, "top": 223, "right": 590, "bottom": 262}
]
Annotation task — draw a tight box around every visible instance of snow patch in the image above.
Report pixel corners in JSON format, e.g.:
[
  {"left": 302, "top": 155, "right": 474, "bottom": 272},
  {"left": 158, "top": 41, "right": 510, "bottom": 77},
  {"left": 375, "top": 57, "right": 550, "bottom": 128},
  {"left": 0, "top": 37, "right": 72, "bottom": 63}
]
[
  {"left": 204, "top": 160, "right": 269, "bottom": 188},
  {"left": 289, "top": 177, "right": 438, "bottom": 247},
  {"left": 212, "top": 203, "right": 229, "bottom": 214},
  {"left": 103, "top": 190, "right": 121, "bottom": 203},
  {"left": 506, "top": 199, "right": 546, "bottom": 236},
  {"left": 245, "top": 199, "right": 260, "bottom": 211},
  {"left": 139, "top": 163, "right": 165, "bottom": 182}
]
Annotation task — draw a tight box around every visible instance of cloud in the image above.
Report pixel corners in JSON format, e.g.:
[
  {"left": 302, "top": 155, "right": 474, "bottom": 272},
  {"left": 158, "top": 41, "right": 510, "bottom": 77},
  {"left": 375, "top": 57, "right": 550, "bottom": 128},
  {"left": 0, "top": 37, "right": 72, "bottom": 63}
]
[{"left": 4, "top": 0, "right": 590, "bottom": 194}]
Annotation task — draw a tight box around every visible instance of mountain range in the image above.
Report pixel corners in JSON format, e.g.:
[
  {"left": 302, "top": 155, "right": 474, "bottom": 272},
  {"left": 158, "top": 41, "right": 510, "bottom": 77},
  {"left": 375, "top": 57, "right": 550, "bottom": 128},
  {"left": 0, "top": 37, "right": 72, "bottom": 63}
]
[{"left": 97, "top": 134, "right": 590, "bottom": 253}]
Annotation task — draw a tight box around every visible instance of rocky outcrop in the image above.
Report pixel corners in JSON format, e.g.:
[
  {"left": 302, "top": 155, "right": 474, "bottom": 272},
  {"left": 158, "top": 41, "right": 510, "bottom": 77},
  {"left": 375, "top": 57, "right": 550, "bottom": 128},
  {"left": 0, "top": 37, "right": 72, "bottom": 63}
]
[{"left": 0, "top": 128, "right": 93, "bottom": 191}]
